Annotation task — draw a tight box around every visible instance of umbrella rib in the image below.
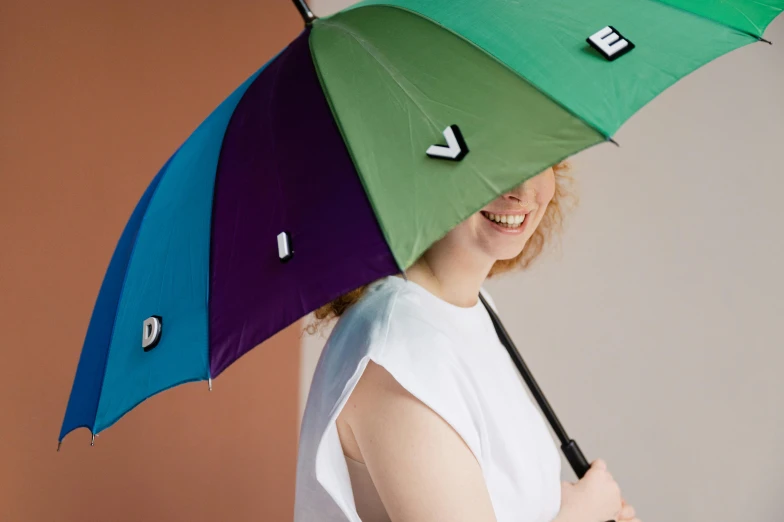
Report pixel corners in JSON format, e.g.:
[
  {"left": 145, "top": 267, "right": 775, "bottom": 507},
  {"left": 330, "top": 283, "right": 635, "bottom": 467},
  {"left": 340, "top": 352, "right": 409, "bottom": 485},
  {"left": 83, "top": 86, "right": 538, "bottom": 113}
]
[
  {"left": 88, "top": 164, "right": 173, "bottom": 437},
  {"left": 642, "top": 0, "right": 779, "bottom": 40},
  {"left": 728, "top": 4, "right": 764, "bottom": 35},
  {"left": 321, "top": 19, "right": 443, "bottom": 133},
  {"left": 340, "top": 5, "right": 618, "bottom": 141}
]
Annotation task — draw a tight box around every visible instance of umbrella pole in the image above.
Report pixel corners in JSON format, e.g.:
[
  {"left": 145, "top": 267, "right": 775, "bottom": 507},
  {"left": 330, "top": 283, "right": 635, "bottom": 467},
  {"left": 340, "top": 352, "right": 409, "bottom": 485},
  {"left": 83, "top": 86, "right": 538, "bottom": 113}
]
[
  {"left": 292, "top": 0, "right": 317, "bottom": 25},
  {"left": 478, "top": 293, "right": 594, "bottom": 481}
]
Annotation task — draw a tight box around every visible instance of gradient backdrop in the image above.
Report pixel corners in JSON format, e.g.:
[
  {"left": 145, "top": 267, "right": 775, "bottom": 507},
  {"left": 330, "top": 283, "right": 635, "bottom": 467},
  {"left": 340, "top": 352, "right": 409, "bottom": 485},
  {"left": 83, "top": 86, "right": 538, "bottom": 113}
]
[{"left": 2, "top": 1, "right": 783, "bottom": 521}]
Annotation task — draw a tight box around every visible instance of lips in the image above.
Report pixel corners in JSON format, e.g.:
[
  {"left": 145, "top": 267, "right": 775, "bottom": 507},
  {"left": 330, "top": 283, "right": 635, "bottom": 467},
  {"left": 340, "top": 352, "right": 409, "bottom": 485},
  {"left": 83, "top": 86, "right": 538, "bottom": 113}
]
[
  {"left": 480, "top": 209, "right": 530, "bottom": 216},
  {"left": 480, "top": 210, "right": 527, "bottom": 224},
  {"left": 480, "top": 210, "right": 527, "bottom": 232}
]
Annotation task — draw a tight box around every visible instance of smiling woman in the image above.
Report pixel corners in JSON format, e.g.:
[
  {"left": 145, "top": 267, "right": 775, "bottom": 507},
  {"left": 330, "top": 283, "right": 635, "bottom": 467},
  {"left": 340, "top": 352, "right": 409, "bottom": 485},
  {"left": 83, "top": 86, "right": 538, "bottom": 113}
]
[
  {"left": 304, "top": 160, "right": 574, "bottom": 331},
  {"left": 294, "top": 160, "right": 585, "bottom": 522}
]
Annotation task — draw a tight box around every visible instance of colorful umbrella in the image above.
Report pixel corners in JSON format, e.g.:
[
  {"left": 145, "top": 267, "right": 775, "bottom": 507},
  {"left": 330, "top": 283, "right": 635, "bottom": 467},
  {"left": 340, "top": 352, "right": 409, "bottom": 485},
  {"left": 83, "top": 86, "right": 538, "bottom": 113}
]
[{"left": 59, "top": 0, "right": 782, "bottom": 451}]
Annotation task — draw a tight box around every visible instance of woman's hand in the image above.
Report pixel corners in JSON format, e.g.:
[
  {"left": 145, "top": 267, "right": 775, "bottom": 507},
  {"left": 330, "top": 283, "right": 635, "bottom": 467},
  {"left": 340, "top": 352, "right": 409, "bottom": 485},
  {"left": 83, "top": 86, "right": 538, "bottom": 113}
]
[
  {"left": 615, "top": 497, "right": 638, "bottom": 521},
  {"left": 558, "top": 459, "right": 641, "bottom": 522}
]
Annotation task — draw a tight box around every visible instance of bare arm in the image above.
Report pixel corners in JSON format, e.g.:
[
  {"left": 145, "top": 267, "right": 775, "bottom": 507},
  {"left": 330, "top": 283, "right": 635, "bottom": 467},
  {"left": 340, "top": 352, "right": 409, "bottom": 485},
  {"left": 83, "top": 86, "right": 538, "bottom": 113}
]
[{"left": 344, "top": 359, "right": 498, "bottom": 522}]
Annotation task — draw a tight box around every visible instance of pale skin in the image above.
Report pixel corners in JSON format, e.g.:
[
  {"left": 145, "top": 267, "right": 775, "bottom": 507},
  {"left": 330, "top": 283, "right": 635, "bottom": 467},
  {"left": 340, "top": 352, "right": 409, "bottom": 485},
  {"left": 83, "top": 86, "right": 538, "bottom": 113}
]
[{"left": 337, "top": 166, "right": 641, "bottom": 522}]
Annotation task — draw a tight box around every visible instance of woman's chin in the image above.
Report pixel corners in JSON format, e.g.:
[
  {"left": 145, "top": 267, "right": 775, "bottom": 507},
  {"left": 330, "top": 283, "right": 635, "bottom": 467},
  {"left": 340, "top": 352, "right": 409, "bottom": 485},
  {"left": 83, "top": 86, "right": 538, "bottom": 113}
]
[{"left": 486, "top": 242, "right": 527, "bottom": 262}]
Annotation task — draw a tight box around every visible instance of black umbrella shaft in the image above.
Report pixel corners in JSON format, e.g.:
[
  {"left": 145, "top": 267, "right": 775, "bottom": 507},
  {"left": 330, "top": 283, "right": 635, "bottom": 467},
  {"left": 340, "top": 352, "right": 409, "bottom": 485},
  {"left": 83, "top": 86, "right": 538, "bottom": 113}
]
[
  {"left": 292, "top": 0, "right": 317, "bottom": 25},
  {"left": 478, "top": 293, "right": 593, "bottom": 480}
]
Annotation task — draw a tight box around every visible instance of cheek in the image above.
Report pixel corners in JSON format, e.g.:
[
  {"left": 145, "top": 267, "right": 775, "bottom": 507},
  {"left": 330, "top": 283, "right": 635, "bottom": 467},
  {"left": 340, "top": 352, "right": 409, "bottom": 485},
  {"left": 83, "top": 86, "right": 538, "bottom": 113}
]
[
  {"left": 533, "top": 184, "right": 555, "bottom": 226},
  {"left": 538, "top": 190, "right": 555, "bottom": 207},
  {"left": 448, "top": 214, "right": 480, "bottom": 241},
  {"left": 537, "top": 179, "right": 556, "bottom": 205}
]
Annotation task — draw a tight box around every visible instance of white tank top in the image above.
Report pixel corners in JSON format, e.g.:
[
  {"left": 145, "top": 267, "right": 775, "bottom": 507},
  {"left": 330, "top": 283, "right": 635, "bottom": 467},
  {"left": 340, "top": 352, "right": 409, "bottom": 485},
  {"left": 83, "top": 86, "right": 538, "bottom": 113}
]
[{"left": 294, "top": 274, "right": 562, "bottom": 522}]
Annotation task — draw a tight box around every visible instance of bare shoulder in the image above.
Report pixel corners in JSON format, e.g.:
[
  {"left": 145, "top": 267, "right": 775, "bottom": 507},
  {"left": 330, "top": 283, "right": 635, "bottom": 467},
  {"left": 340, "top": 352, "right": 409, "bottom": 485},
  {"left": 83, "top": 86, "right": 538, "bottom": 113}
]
[
  {"left": 335, "top": 361, "right": 394, "bottom": 463},
  {"left": 340, "top": 358, "right": 436, "bottom": 432},
  {"left": 339, "top": 360, "right": 498, "bottom": 522},
  {"left": 350, "top": 358, "right": 406, "bottom": 408},
  {"left": 337, "top": 359, "right": 402, "bottom": 446}
]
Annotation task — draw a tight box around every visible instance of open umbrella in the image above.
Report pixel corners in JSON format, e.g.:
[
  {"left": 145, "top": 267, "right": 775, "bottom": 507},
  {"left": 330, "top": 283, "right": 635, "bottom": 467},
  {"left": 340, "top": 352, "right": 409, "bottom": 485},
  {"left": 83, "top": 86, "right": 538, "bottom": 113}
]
[{"left": 60, "top": 0, "right": 782, "bottom": 484}]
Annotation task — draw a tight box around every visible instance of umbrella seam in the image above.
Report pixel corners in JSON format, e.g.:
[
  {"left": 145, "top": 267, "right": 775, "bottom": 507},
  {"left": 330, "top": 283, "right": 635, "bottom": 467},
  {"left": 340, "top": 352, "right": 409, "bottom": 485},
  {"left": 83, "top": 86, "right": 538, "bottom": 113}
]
[
  {"left": 309, "top": 20, "right": 406, "bottom": 272},
  {"left": 313, "top": 8, "right": 609, "bottom": 268},
  {"left": 330, "top": 3, "right": 616, "bottom": 140},
  {"left": 207, "top": 50, "right": 285, "bottom": 379},
  {"left": 642, "top": 0, "right": 780, "bottom": 39},
  {"left": 90, "top": 152, "right": 174, "bottom": 436}
]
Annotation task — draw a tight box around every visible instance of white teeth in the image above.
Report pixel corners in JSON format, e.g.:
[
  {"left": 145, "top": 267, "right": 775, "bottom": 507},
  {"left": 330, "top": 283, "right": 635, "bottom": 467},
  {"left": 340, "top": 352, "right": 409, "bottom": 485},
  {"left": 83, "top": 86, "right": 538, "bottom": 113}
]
[{"left": 484, "top": 212, "right": 524, "bottom": 227}]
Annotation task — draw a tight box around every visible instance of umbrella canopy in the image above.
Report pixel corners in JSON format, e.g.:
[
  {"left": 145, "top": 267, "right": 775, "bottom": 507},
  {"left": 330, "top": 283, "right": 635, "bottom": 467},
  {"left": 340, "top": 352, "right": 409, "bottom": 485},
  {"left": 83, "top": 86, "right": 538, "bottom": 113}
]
[{"left": 59, "top": 0, "right": 782, "bottom": 445}]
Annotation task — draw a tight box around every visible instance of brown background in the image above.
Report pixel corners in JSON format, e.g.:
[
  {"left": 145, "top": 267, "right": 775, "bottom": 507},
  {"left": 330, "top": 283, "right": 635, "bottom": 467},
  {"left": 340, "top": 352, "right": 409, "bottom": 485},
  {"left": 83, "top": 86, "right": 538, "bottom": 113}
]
[{"left": 1, "top": 1, "right": 304, "bottom": 521}]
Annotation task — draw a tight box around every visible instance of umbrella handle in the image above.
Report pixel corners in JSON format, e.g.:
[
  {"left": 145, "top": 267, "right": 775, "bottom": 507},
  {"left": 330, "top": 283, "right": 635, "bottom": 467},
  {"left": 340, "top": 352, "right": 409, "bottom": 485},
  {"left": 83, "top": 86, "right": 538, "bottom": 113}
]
[
  {"left": 562, "top": 439, "right": 591, "bottom": 478},
  {"left": 565, "top": 440, "right": 617, "bottom": 522}
]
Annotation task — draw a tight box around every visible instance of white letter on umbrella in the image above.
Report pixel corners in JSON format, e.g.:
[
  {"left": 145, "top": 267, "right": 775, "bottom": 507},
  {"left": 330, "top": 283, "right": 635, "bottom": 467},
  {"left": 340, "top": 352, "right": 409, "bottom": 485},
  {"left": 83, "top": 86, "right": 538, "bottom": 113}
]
[{"left": 426, "top": 124, "right": 469, "bottom": 161}]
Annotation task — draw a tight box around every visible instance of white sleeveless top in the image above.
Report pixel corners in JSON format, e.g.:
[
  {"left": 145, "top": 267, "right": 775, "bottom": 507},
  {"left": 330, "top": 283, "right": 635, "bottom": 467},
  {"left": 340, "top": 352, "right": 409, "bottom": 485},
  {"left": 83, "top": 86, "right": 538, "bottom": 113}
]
[{"left": 294, "top": 275, "right": 562, "bottom": 522}]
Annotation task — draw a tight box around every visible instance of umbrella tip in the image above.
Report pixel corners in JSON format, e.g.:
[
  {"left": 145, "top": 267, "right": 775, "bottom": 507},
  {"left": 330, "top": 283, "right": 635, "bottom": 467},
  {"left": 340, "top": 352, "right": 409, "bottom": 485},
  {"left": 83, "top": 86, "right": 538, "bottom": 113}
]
[
  {"left": 608, "top": 137, "right": 621, "bottom": 147},
  {"left": 90, "top": 433, "right": 95, "bottom": 446},
  {"left": 292, "top": 0, "right": 318, "bottom": 25},
  {"left": 759, "top": 37, "right": 773, "bottom": 45},
  {"left": 208, "top": 377, "right": 213, "bottom": 391},
  {"left": 57, "top": 441, "right": 62, "bottom": 452}
]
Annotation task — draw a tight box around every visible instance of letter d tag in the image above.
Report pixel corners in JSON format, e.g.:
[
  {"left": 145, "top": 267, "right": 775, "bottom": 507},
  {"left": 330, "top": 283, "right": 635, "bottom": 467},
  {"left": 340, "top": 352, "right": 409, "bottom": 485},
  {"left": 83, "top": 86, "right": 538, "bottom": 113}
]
[{"left": 142, "top": 316, "right": 163, "bottom": 351}]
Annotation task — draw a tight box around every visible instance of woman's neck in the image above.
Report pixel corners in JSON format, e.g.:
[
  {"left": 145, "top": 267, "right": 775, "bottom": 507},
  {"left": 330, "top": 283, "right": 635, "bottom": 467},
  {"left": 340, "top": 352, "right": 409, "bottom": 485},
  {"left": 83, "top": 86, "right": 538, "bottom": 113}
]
[{"left": 399, "top": 250, "right": 494, "bottom": 309}]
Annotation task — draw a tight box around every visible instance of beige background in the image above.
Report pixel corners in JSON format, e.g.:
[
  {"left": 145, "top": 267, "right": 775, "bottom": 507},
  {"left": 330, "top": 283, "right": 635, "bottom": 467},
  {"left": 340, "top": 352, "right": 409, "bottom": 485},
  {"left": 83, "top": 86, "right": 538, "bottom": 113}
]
[{"left": 302, "top": 1, "right": 784, "bottom": 521}]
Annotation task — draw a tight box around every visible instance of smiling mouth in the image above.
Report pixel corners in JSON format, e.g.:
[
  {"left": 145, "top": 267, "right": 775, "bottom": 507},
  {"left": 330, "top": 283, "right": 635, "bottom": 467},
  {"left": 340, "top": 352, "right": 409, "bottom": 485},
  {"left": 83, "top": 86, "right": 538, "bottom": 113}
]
[{"left": 480, "top": 211, "right": 526, "bottom": 229}]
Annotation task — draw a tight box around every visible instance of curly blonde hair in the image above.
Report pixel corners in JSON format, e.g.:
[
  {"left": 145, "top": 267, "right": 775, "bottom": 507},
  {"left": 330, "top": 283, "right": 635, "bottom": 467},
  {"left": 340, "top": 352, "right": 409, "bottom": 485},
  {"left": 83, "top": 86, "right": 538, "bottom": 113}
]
[{"left": 303, "top": 160, "right": 577, "bottom": 337}]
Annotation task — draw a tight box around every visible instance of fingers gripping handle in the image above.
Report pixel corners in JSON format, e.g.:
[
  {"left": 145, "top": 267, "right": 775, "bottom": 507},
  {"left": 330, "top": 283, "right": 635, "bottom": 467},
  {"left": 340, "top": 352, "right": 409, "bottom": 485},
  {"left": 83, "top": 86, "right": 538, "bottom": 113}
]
[{"left": 562, "top": 440, "right": 615, "bottom": 522}]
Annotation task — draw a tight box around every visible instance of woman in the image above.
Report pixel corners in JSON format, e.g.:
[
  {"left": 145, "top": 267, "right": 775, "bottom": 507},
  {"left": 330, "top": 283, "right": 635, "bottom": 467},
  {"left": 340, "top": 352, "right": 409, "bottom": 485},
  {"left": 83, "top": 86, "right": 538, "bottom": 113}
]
[{"left": 293, "top": 161, "right": 641, "bottom": 522}]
